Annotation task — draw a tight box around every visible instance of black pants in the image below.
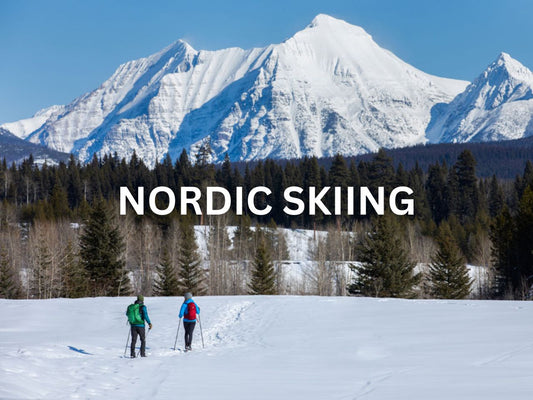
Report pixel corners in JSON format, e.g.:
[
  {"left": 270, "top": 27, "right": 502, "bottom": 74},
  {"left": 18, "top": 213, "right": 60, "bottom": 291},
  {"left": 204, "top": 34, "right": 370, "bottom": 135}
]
[
  {"left": 184, "top": 321, "right": 196, "bottom": 348},
  {"left": 131, "top": 325, "right": 146, "bottom": 357}
]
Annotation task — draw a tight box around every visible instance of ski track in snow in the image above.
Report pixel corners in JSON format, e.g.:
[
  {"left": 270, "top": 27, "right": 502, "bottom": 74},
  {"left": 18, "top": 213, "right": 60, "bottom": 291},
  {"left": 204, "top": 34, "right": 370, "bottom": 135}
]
[
  {"left": 474, "top": 343, "right": 533, "bottom": 366},
  {"left": 352, "top": 371, "right": 394, "bottom": 400}
]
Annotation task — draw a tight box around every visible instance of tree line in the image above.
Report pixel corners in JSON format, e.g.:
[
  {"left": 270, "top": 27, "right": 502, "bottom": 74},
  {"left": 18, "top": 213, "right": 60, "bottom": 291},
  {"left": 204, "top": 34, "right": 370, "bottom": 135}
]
[{"left": 0, "top": 146, "right": 532, "bottom": 300}]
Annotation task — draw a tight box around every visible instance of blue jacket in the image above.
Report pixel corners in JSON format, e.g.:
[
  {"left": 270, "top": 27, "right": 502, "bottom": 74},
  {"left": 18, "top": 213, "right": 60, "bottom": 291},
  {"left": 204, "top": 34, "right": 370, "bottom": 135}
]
[
  {"left": 179, "top": 299, "right": 200, "bottom": 322},
  {"left": 126, "top": 301, "right": 151, "bottom": 327}
]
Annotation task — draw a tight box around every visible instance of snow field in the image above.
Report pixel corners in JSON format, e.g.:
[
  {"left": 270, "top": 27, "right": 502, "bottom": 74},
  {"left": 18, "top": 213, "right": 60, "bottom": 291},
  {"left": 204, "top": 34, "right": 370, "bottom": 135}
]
[{"left": 2, "top": 296, "right": 533, "bottom": 399}]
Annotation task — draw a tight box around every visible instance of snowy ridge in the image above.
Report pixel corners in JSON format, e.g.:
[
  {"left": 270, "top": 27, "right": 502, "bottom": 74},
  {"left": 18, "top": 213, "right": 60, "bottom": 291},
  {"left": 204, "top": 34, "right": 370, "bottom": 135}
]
[
  {"left": 1, "top": 14, "right": 468, "bottom": 167},
  {"left": 2, "top": 296, "right": 533, "bottom": 399},
  {"left": 427, "top": 52, "right": 533, "bottom": 143},
  {"left": 1, "top": 105, "right": 66, "bottom": 139}
]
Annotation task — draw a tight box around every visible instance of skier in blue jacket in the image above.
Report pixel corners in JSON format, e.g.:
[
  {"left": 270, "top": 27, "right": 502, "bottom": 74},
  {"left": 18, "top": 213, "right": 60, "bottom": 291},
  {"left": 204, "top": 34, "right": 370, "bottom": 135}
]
[{"left": 179, "top": 292, "right": 200, "bottom": 351}]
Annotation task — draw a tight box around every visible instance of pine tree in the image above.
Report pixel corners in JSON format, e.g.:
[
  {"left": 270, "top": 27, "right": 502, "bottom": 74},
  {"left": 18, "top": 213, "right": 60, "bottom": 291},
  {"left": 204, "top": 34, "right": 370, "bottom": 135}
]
[
  {"left": 232, "top": 215, "right": 254, "bottom": 260},
  {"left": 154, "top": 246, "right": 180, "bottom": 296},
  {"left": 50, "top": 183, "right": 70, "bottom": 220},
  {"left": 79, "top": 199, "right": 130, "bottom": 296},
  {"left": 32, "top": 238, "right": 54, "bottom": 299},
  {"left": 349, "top": 214, "right": 420, "bottom": 298},
  {"left": 177, "top": 218, "right": 205, "bottom": 295},
  {"left": 60, "top": 240, "right": 87, "bottom": 298},
  {"left": 0, "top": 247, "right": 22, "bottom": 299},
  {"left": 514, "top": 186, "right": 533, "bottom": 297},
  {"left": 217, "top": 153, "right": 234, "bottom": 191},
  {"left": 490, "top": 206, "right": 516, "bottom": 298},
  {"left": 426, "top": 164, "right": 450, "bottom": 223},
  {"left": 428, "top": 223, "right": 472, "bottom": 299},
  {"left": 454, "top": 150, "right": 479, "bottom": 223},
  {"left": 367, "top": 149, "right": 396, "bottom": 191},
  {"left": 327, "top": 154, "right": 350, "bottom": 226},
  {"left": 67, "top": 154, "right": 83, "bottom": 209},
  {"left": 249, "top": 239, "right": 277, "bottom": 295},
  {"left": 488, "top": 175, "right": 504, "bottom": 218}
]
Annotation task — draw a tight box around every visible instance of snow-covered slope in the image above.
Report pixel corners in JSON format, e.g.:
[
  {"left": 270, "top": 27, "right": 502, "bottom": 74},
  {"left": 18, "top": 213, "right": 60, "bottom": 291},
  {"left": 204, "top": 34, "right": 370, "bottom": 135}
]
[
  {"left": 1, "top": 14, "right": 467, "bottom": 167},
  {"left": 0, "top": 105, "right": 66, "bottom": 139},
  {"left": 2, "top": 296, "right": 533, "bottom": 399},
  {"left": 427, "top": 53, "right": 533, "bottom": 143}
]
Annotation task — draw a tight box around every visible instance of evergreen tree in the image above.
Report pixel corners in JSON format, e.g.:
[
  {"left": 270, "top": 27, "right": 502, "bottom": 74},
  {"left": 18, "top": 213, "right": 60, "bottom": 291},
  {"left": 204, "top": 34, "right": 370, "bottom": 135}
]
[
  {"left": 428, "top": 223, "right": 472, "bottom": 299},
  {"left": 176, "top": 149, "right": 192, "bottom": 186},
  {"left": 488, "top": 175, "right": 504, "bottom": 218},
  {"left": 514, "top": 186, "right": 533, "bottom": 296},
  {"left": 195, "top": 139, "right": 213, "bottom": 167},
  {"left": 349, "top": 214, "right": 420, "bottom": 298},
  {"left": 177, "top": 218, "right": 205, "bottom": 295},
  {"left": 490, "top": 206, "right": 516, "bottom": 297},
  {"left": 32, "top": 237, "right": 54, "bottom": 299},
  {"left": 79, "top": 199, "right": 130, "bottom": 296},
  {"left": 154, "top": 246, "right": 180, "bottom": 296},
  {"left": 67, "top": 154, "right": 83, "bottom": 209},
  {"left": 454, "top": 150, "right": 479, "bottom": 223},
  {"left": 249, "top": 238, "right": 277, "bottom": 295},
  {"left": 217, "top": 153, "right": 234, "bottom": 191},
  {"left": 0, "top": 247, "right": 22, "bottom": 299},
  {"left": 408, "top": 163, "right": 431, "bottom": 221},
  {"left": 60, "top": 240, "right": 87, "bottom": 298},
  {"left": 366, "top": 149, "right": 396, "bottom": 191},
  {"left": 232, "top": 215, "right": 254, "bottom": 260},
  {"left": 50, "top": 183, "right": 70, "bottom": 220},
  {"left": 302, "top": 156, "right": 323, "bottom": 228},
  {"left": 328, "top": 154, "right": 350, "bottom": 223},
  {"left": 523, "top": 160, "right": 533, "bottom": 190}
]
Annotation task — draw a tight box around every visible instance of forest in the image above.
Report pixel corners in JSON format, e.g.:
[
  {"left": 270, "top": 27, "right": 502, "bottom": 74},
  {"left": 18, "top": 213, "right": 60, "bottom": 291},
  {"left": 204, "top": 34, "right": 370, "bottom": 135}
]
[{"left": 0, "top": 145, "right": 532, "bottom": 301}]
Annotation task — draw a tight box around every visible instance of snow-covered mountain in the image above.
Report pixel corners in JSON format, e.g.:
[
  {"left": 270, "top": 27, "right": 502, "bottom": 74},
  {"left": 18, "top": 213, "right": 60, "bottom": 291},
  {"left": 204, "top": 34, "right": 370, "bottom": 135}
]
[
  {"left": 0, "top": 127, "right": 69, "bottom": 165},
  {"left": 427, "top": 53, "right": 533, "bottom": 143},
  {"left": 0, "top": 14, "right": 468, "bottom": 166}
]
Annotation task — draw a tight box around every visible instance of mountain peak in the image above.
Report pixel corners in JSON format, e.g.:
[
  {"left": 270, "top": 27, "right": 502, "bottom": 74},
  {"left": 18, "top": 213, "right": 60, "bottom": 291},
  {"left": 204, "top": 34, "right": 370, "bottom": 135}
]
[
  {"left": 496, "top": 51, "right": 512, "bottom": 63},
  {"left": 488, "top": 52, "right": 532, "bottom": 82},
  {"left": 159, "top": 39, "right": 196, "bottom": 57},
  {"left": 306, "top": 13, "right": 369, "bottom": 36},
  {"left": 427, "top": 51, "right": 533, "bottom": 144},
  {"left": 309, "top": 14, "right": 343, "bottom": 27}
]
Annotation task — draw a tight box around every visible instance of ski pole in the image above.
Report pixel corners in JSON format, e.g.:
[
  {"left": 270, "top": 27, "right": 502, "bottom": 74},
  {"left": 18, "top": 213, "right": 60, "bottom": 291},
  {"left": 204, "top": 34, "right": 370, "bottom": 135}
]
[
  {"left": 198, "top": 315, "right": 205, "bottom": 349},
  {"left": 136, "top": 327, "right": 150, "bottom": 358},
  {"left": 124, "top": 327, "right": 131, "bottom": 357},
  {"left": 173, "top": 318, "right": 182, "bottom": 351}
]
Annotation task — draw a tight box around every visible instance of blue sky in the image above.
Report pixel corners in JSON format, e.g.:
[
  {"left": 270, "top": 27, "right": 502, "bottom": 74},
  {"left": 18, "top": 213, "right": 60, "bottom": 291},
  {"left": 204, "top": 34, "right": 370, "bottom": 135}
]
[{"left": 1, "top": 0, "right": 531, "bottom": 123}]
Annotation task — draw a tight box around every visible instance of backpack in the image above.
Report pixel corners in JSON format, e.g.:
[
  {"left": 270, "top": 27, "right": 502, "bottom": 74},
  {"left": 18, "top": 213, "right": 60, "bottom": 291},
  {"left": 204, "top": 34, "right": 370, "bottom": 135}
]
[
  {"left": 127, "top": 303, "right": 144, "bottom": 325},
  {"left": 185, "top": 301, "right": 197, "bottom": 320}
]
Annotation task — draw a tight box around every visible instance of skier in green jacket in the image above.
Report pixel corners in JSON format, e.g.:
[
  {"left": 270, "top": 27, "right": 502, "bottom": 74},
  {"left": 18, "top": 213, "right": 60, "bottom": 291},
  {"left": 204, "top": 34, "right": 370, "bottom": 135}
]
[{"left": 126, "top": 295, "right": 152, "bottom": 358}]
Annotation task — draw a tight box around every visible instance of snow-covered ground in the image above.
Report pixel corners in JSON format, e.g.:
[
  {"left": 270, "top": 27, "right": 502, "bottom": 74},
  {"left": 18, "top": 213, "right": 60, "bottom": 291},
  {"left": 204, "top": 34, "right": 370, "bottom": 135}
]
[{"left": 2, "top": 296, "right": 533, "bottom": 399}]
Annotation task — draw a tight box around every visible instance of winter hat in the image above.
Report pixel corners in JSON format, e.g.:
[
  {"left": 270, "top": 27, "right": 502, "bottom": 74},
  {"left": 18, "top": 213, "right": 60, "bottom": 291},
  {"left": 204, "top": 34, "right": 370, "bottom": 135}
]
[
  {"left": 137, "top": 294, "right": 144, "bottom": 302},
  {"left": 184, "top": 292, "right": 192, "bottom": 300}
]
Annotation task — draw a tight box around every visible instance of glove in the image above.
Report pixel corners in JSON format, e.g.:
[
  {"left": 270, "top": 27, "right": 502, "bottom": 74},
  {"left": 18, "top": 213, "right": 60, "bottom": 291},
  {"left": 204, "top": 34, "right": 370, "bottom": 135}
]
[{"left": 149, "top": 323, "right": 153, "bottom": 330}]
